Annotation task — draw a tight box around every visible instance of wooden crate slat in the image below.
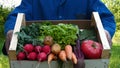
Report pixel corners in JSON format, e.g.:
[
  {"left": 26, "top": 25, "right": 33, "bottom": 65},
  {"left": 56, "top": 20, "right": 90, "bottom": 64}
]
[
  {"left": 91, "top": 12, "right": 110, "bottom": 59},
  {"left": 10, "top": 59, "right": 109, "bottom": 68},
  {"left": 9, "top": 13, "right": 26, "bottom": 60},
  {"left": 26, "top": 20, "right": 92, "bottom": 29}
]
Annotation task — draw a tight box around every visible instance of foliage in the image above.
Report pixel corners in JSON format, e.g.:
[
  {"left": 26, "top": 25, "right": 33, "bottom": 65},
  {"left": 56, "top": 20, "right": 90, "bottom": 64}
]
[
  {"left": 102, "top": 0, "right": 120, "bottom": 31},
  {"left": 0, "top": 39, "right": 4, "bottom": 54},
  {"left": 0, "top": 5, "right": 12, "bottom": 54},
  {"left": 0, "top": 55, "right": 10, "bottom": 68},
  {"left": 112, "top": 30, "right": 120, "bottom": 45},
  {"left": 109, "top": 46, "right": 120, "bottom": 68},
  {"left": 0, "top": 6, "right": 12, "bottom": 40}
]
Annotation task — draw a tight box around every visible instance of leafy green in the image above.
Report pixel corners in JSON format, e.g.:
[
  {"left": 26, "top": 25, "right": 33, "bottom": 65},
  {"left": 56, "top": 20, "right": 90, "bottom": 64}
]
[
  {"left": 21, "top": 23, "right": 40, "bottom": 38},
  {"left": 39, "top": 23, "right": 79, "bottom": 49},
  {"left": 79, "top": 29, "right": 97, "bottom": 42},
  {"left": 17, "top": 23, "right": 42, "bottom": 47}
]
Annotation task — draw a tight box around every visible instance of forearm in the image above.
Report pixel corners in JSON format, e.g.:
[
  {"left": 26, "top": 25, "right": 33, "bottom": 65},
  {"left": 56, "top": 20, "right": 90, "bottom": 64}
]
[
  {"left": 89, "top": 0, "right": 116, "bottom": 38},
  {"left": 4, "top": 0, "right": 33, "bottom": 35},
  {"left": 4, "top": 14, "right": 17, "bottom": 35},
  {"left": 101, "top": 16, "right": 116, "bottom": 38}
]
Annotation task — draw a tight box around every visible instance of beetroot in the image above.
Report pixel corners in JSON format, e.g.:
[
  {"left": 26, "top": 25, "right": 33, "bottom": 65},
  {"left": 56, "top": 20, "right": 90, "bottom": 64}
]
[
  {"left": 27, "top": 52, "right": 37, "bottom": 60},
  {"left": 42, "top": 45, "right": 51, "bottom": 55},
  {"left": 35, "top": 46, "right": 42, "bottom": 53},
  {"left": 24, "top": 44, "right": 34, "bottom": 53},
  {"left": 17, "top": 52, "right": 26, "bottom": 60},
  {"left": 37, "top": 52, "right": 47, "bottom": 62}
]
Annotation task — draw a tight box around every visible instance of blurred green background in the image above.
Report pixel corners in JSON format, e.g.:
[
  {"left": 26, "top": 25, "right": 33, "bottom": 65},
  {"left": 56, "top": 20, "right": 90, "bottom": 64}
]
[{"left": 0, "top": 0, "right": 120, "bottom": 68}]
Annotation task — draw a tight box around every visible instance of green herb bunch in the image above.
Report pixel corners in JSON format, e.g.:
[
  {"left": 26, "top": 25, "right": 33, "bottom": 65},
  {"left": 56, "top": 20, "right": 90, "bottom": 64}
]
[{"left": 39, "top": 23, "right": 79, "bottom": 49}]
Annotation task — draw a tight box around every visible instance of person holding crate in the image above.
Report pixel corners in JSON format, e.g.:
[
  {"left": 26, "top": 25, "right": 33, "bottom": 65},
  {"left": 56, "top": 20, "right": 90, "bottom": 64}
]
[{"left": 2, "top": 0, "right": 116, "bottom": 56}]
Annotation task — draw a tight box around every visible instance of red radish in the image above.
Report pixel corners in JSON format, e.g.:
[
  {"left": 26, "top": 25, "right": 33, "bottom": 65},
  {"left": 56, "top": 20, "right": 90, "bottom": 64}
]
[
  {"left": 37, "top": 52, "right": 47, "bottom": 62},
  {"left": 17, "top": 52, "right": 26, "bottom": 60},
  {"left": 27, "top": 52, "right": 37, "bottom": 60},
  {"left": 35, "top": 46, "right": 42, "bottom": 53},
  {"left": 42, "top": 45, "right": 51, "bottom": 55},
  {"left": 24, "top": 44, "right": 34, "bottom": 53}
]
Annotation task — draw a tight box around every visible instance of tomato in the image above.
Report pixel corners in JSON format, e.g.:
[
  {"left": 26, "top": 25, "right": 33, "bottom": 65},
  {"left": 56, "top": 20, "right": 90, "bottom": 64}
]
[{"left": 81, "top": 40, "right": 103, "bottom": 59}]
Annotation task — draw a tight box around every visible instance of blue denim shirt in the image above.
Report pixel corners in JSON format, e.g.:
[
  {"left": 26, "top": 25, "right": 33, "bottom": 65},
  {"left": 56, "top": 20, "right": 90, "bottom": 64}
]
[{"left": 4, "top": 0, "right": 116, "bottom": 37}]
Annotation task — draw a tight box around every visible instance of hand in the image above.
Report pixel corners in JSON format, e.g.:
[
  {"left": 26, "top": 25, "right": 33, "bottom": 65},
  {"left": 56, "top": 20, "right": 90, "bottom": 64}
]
[
  {"left": 104, "top": 30, "right": 112, "bottom": 47},
  {"left": 5, "top": 30, "right": 13, "bottom": 55}
]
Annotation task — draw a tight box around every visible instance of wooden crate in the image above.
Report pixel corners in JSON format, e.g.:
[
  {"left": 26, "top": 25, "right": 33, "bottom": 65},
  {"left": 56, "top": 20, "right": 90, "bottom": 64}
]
[{"left": 8, "top": 12, "right": 111, "bottom": 68}]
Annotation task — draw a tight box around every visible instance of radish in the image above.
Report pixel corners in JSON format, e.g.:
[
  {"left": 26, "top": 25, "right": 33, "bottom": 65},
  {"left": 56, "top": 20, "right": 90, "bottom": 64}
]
[
  {"left": 24, "top": 44, "right": 34, "bottom": 53},
  {"left": 42, "top": 45, "right": 51, "bottom": 55},
  {"left": 35, "top": 46, "right": 42, "bottom": 53},
  {"left": 27, "top": 52, "right": 37, "bottom": 60},
  {"left": 37, "top": 52, "right": 47, "bottom": 62},
  {"left": 17, "top": 52, "right": 26, "bottom": 60}
]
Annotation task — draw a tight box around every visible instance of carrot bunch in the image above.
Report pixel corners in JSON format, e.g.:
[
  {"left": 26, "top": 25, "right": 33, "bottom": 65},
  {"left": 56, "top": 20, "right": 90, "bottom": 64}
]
[{"left": 48, "top": 44, "right": 77, "bottom": 65}]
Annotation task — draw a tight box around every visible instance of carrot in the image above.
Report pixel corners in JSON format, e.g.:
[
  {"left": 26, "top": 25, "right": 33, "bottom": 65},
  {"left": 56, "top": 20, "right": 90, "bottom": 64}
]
[
  {"left": 72, "top": 52, "right": 77, "bottom": 64},
  {"left": 59, "top": 50, "right": 67, "bottom": 62},
  {"left": 48, "top": 53, "right": 56, "bottom": 64},
  {"left": 65, "top": 45, "right": 72, "bottom": 60}
]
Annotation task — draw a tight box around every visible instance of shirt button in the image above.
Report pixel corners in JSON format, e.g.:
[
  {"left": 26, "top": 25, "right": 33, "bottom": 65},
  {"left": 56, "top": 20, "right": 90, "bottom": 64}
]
[{"left": 59, "top": 16, "right": 62, "bottom": 19}]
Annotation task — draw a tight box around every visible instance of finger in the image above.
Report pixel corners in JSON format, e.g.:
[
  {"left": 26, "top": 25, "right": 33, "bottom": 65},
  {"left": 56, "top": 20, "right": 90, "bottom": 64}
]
[
  {"left": 5, "top": 30, "right": 13, "bottom": 54},
  {"left": 104, "top": 30, "right": 112, "bottom": 47}
]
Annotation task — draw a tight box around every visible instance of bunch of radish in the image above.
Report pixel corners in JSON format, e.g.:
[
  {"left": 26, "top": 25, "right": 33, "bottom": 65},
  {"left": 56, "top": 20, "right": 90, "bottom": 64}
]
[
  {"left": 17, "top": 36, "right": 77, "bottom": 65},
  {"left": 17, "top": 44, "right": 51, "bottom": 62}
]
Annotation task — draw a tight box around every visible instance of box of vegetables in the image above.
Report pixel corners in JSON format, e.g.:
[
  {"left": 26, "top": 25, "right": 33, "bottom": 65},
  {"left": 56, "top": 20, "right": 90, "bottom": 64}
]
[{"left": 8, "top": 12, "right": 110, "bottom": 68}]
